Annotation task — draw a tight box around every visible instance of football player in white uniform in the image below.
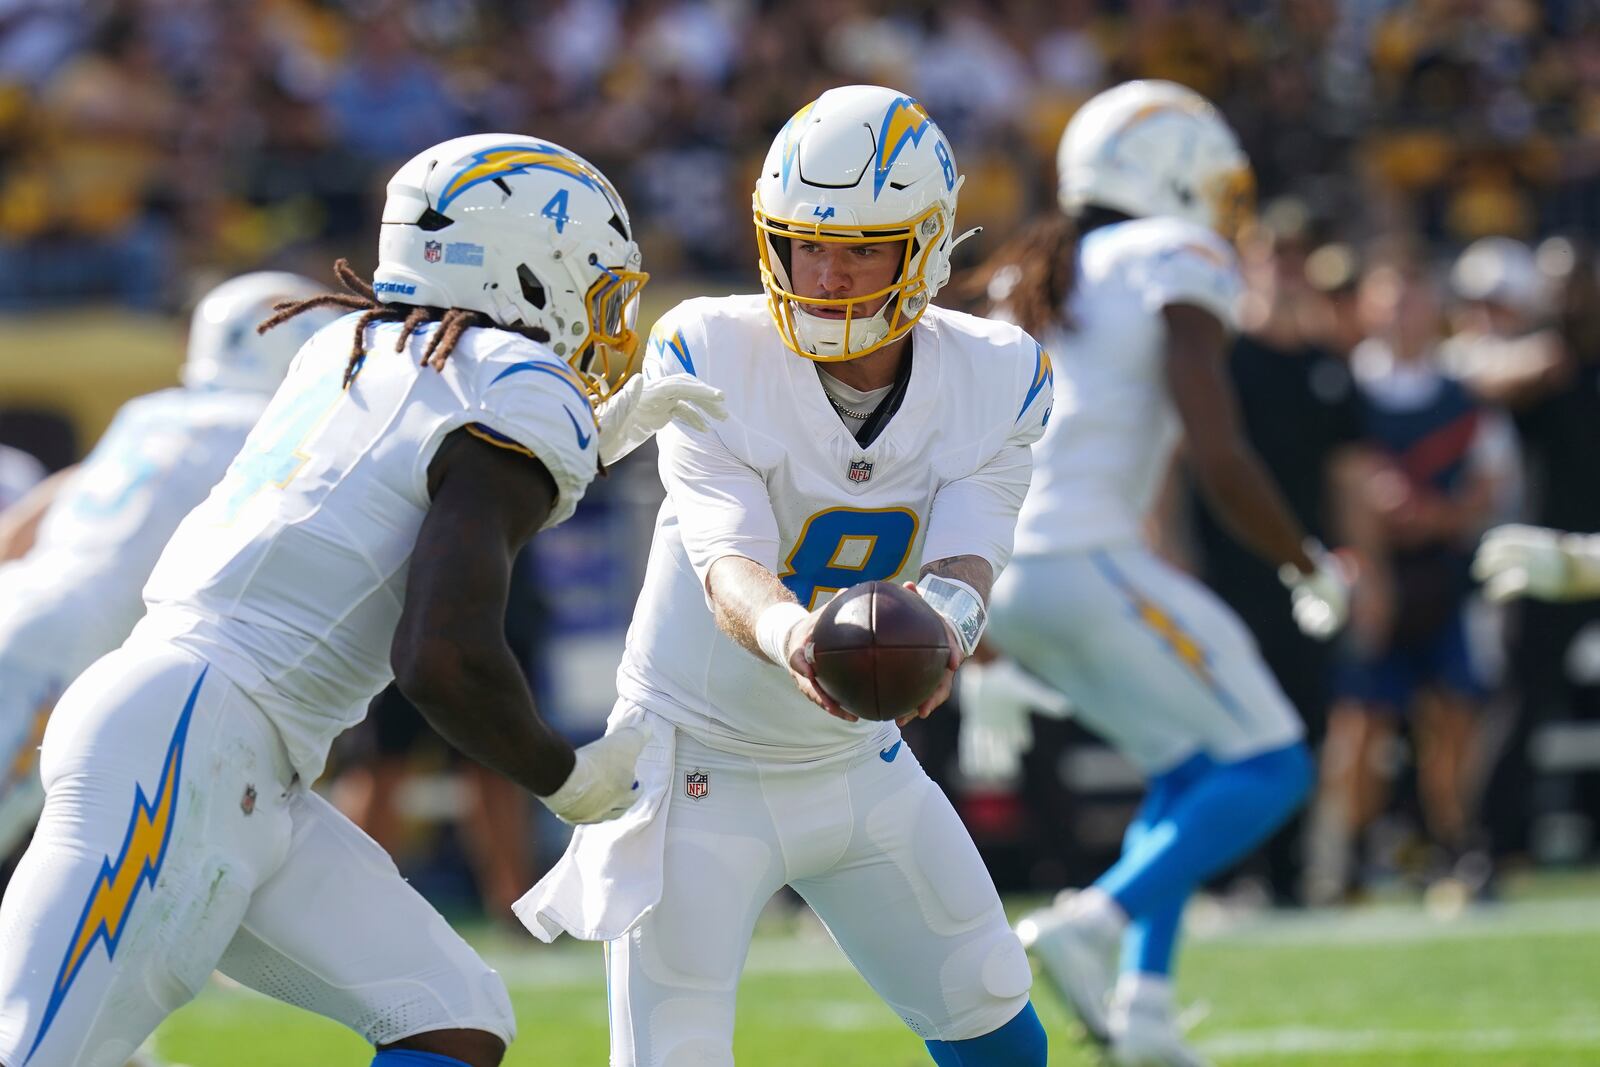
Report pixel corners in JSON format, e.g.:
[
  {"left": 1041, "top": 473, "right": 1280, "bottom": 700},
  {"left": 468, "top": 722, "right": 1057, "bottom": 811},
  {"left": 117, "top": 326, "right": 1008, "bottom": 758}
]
[
  {"left": 516, "top": 85, "right": 1052, "bottom": 1067},
  {"left": 0, "top": 134, "right": 723, "bottom": 1067},
  {"left": 0, "top": 273, "right": 340, "bottom": 862},
  {"left": 956, "top": 82, "right": 1351, "bottom": 1066}
]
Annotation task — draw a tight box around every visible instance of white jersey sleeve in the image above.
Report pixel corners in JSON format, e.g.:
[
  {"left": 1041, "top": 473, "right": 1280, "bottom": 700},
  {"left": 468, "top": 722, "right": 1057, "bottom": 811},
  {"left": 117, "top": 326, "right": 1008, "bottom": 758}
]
[
  {"left": 922, "top": 340, "right": 1053, "bottom": 572},
  {"left": 1128, "top": 220, "right": 1241, "bottom": 328},
  {"left": 414, "top": 332, "right": 600, "bottom": 530},
  {"left": 647, "top": 309, "right": 781, "bottom": 594}
]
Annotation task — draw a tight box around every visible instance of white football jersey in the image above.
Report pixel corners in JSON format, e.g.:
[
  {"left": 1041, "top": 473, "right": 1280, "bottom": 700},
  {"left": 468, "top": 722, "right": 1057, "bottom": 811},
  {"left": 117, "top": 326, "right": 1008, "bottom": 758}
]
[
  {"left": 135, "top": 314, "right": 599, "bottom": 782},
  {"left": 618, "top": 296, "right": 1053, "bottom": 758},
  {"left": 0, "top": 388, "right": 268, "bottom": 685},
  {"left": 1013, "top": 216, "right": 1241, "bottom": 555}
]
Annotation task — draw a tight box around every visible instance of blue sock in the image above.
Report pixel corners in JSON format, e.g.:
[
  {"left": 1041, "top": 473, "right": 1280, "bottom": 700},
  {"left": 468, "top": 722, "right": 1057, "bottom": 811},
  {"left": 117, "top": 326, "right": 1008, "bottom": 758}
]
[
  {"left": 925, "top": 1001, "right": 1047, "bottom": 1066},
  {"left": 1105, "top": 754, "right": 1202, "bottom": 977},
  {"left": 1122, "top": 895, "right": 1184, "bottom": 975},
  {"left": 1098, "top": 742, "right": 1313, "bottom": 922},
  {"left": 371, "top": 1051, "right": 474, "bottom": 1067}
]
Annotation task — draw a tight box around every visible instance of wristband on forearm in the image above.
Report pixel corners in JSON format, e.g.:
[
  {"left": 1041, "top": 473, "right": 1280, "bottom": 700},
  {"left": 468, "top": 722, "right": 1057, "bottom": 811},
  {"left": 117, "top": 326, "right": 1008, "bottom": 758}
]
[
  {"left": 756, "top": 601, "right": 810, "bottom": 666},
  {"left": 915, "top": 574, "right": 986, "bottom": 658}
]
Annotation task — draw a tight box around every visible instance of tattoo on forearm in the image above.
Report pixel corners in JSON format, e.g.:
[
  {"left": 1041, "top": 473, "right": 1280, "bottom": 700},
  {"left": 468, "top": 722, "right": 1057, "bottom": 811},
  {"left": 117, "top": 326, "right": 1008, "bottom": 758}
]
[{"left": 919, "top": 554, "right": 995, "bottom": 603}]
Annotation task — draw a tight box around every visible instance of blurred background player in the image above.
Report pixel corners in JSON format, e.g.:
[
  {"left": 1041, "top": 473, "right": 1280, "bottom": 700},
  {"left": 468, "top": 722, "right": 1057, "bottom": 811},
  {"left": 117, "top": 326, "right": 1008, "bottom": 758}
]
[
  {"left": 0, "top": 272, "right": 340, "bottom": 872},
  {"left": 1303, "top": 246, "right": 1517, "bottom": 905},
  {"left": 0, "top": 133, "right": 722, "bottom": 1067},
  {"left": 519, "top": 85, "right": 1052, "bottom": 1067},
  {"left": 956, "top": 80, "right": 1350, "bottom": 1066}
]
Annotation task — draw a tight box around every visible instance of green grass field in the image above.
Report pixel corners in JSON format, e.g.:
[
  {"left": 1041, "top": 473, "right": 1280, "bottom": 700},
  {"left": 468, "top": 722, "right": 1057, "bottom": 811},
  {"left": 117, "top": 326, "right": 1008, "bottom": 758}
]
[{"left": 149, "top": 873, "right": 1600, "bottom": 1067}]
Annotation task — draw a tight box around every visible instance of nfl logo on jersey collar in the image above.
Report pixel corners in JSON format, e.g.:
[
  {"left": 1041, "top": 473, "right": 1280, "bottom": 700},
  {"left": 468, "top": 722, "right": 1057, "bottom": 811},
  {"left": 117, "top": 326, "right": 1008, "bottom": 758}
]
[{"left": 848, "top": 459, "right": 873, "bottom": 483}]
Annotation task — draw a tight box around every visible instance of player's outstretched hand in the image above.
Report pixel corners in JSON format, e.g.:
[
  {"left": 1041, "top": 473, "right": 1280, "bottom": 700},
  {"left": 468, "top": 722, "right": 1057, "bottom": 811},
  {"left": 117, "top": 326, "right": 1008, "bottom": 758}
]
[
  {"left": 1279, "top": 541, "right": 1352, "bottom": 640},
  {"left": 537, "top": 724, "right": 648, "bottom": 825},
  {"left": 1473, "top": 523, "right": 1573, "bottom": 602},
  {"left": 596, "top": 374, "right": 728, "bottom": 465}
]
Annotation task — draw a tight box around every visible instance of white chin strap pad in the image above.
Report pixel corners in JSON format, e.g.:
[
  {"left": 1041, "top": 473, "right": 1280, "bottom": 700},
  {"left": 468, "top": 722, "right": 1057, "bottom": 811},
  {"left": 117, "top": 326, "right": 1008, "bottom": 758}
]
[{"left": 793, "top": 303, "right": 893, "bottom": 358}]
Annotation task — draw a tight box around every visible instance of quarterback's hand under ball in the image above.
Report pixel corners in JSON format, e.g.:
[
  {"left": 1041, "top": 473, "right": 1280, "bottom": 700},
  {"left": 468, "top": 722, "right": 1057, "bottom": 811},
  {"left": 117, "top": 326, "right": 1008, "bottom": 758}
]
[
  {"left": 538, "top": 724, "right": 648, "bottom": 825},
  {"left": 595, "top": 374, "right": 728, "bottom": 466}
]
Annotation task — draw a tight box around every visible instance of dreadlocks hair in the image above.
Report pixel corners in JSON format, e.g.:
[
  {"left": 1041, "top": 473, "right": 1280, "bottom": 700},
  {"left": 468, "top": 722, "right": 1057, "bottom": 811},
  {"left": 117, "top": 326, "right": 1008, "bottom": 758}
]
[
  {"left": 949, "top": 213, "right": 1080, "bottom": 338},
  {"left": 257, "top": 258, "right": 526, "bottom": 388}
]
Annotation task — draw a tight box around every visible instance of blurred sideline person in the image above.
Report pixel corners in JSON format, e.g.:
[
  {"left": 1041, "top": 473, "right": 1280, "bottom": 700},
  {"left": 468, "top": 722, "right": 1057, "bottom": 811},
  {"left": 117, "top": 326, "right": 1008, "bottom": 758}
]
[
  {"left": 1467, "top": 241, "right": 1600, "bottom": 874},
  {"left": 0, "top": 134, "right": 723, "bottom": 1067},
  {"left": 955, "top": 81, "right": 1349, "bottom": 1066},
  {"left": 519, "top": 85, "right": 1053, "bottom": 1067},
  {"left": 0, "top": 273, "right": 341, "bottom": 868},
  {"left": 1306, "top": 249, "right": 1515, "bottom": 904}
]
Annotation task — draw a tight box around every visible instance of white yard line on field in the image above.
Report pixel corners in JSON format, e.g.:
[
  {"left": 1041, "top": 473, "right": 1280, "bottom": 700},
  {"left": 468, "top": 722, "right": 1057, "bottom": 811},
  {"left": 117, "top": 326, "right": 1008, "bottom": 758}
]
[
  {"left": 1200, "top": 1023, "right": 1600, "bottom": 1057},
  {"left": 1186, "top": 895, "right": 1600, "bottom": 948}
]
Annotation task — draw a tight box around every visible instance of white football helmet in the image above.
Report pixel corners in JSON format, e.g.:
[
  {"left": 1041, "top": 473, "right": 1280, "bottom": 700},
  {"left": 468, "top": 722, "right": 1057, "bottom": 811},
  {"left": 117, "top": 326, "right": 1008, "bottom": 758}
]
[
  {"left": 1057, "top": 80, "right": 1254, "bottom": 238},
  {"left": 182, "top": 272, "right": 340, "bottom": 395},
  {"left": 374, "top": 133, "right": 648, "bottom": 402},
  {"left": 753, "top": 85, "right": 968, "bottom": 361}
]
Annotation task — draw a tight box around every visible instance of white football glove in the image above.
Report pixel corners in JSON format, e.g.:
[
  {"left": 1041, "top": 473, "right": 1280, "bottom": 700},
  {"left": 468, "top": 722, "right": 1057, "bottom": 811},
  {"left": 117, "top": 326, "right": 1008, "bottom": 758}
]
[
  {"left": 1472, "top": 524, "right": 1586, "bottom": 602},
  {"left": 595, "top": 374, "right": 728, "bottom": 466},
  {"left": 537, "top": 724, "right": 648, "bottom": 825},
  {"left": 1278, "top": 541, "right": 1352, "bottom": 640},
  {"left": 957, "top": 659, "right": 1072, "bottom": 784}
]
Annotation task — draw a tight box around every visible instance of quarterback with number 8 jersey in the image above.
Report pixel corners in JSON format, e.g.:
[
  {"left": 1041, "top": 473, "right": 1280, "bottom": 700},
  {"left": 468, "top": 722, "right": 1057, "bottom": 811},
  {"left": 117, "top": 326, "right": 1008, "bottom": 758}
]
[
  {"left": 0, "top": 134, "right": 722, "bottom": 1067},
  {"left": 517, "top": 85, "right": 1051, "bottom": 1067}
]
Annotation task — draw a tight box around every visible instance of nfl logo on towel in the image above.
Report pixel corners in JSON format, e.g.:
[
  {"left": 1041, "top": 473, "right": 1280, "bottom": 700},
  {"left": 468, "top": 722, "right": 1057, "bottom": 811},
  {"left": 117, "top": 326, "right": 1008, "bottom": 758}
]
[
  {"left": 424, "top": 240, "right": 443, "bottom": 263},
  {"left": 848, "top": 459, "right": 873, "bottom": 483},
  {"left": 685, "top": 770, "right": 709, "bottom": 800}
]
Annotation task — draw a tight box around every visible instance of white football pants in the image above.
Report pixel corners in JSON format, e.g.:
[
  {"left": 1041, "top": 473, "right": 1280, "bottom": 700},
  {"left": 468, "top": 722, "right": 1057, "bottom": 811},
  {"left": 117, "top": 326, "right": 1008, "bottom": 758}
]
[
  {"left": 0, "top": 642, "right": 514, "bottom": 1067},
  {"left": 604, "top": 727, "right": 1032, "bottom": 1067},
  {"left": 988, "top": 545, "right": 1303, "bottom": 775}
]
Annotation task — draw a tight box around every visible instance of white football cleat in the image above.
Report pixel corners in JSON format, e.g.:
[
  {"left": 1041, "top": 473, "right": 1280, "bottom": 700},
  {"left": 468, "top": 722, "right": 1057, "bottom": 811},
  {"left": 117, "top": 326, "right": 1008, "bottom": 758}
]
[
  {"left": 1108, "top": 975, "right": 1210, "bottom": 1067},
  {"left": 1015, "top": 889, "right": 1123, "bottom": 1045}
]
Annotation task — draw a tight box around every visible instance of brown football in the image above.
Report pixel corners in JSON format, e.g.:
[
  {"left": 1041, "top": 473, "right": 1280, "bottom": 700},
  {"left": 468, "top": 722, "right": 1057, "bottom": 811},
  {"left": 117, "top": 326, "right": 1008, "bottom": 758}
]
[{"left": 807, "top": 581, "right": 951, "bottom": 721}]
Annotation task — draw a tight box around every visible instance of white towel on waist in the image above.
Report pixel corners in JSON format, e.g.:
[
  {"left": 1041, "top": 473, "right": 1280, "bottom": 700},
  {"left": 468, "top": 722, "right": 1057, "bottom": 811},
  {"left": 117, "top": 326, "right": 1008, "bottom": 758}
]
[{"left": 514, "top": 704, "right": 675, "bottom": 943}]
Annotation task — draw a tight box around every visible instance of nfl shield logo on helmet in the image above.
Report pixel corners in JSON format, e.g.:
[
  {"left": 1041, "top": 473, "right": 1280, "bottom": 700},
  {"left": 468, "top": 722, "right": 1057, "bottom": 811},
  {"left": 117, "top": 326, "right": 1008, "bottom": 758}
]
[
  {"left": 423, "top": 240, "right": 443, "bottom": 263},
  {"left": 685, "top": 770, "right": 709, "bottom": 800},
  {"left": 848, "top": 459, "right": 873, "bottom": 483}
]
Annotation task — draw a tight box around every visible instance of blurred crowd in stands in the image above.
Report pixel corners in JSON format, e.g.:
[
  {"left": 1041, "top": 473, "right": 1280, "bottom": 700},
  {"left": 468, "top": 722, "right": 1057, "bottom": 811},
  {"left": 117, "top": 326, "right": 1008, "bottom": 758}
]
[
  {"left": 4, "top": 0, "right": 1600, "bottom": 915},
  {"left": 5, "top": 0, "right": 1600, "bottom": 306}
]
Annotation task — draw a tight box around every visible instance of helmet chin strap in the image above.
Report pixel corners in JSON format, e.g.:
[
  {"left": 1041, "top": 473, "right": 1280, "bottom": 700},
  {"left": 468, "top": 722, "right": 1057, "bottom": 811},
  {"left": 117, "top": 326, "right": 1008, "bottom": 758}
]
[{"left": 793, "top": 301, "right": 894, "bottom": 358}]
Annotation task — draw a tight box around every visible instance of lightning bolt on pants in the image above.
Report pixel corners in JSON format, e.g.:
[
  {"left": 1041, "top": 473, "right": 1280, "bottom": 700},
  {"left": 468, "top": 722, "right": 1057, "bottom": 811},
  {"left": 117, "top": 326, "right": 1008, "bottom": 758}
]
[
  {"left": 0, "top": 641, "right": 516, "bottom": 1067},
  {"left": 0, "top": 644, "right": 291, "bottom": 1067}
]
